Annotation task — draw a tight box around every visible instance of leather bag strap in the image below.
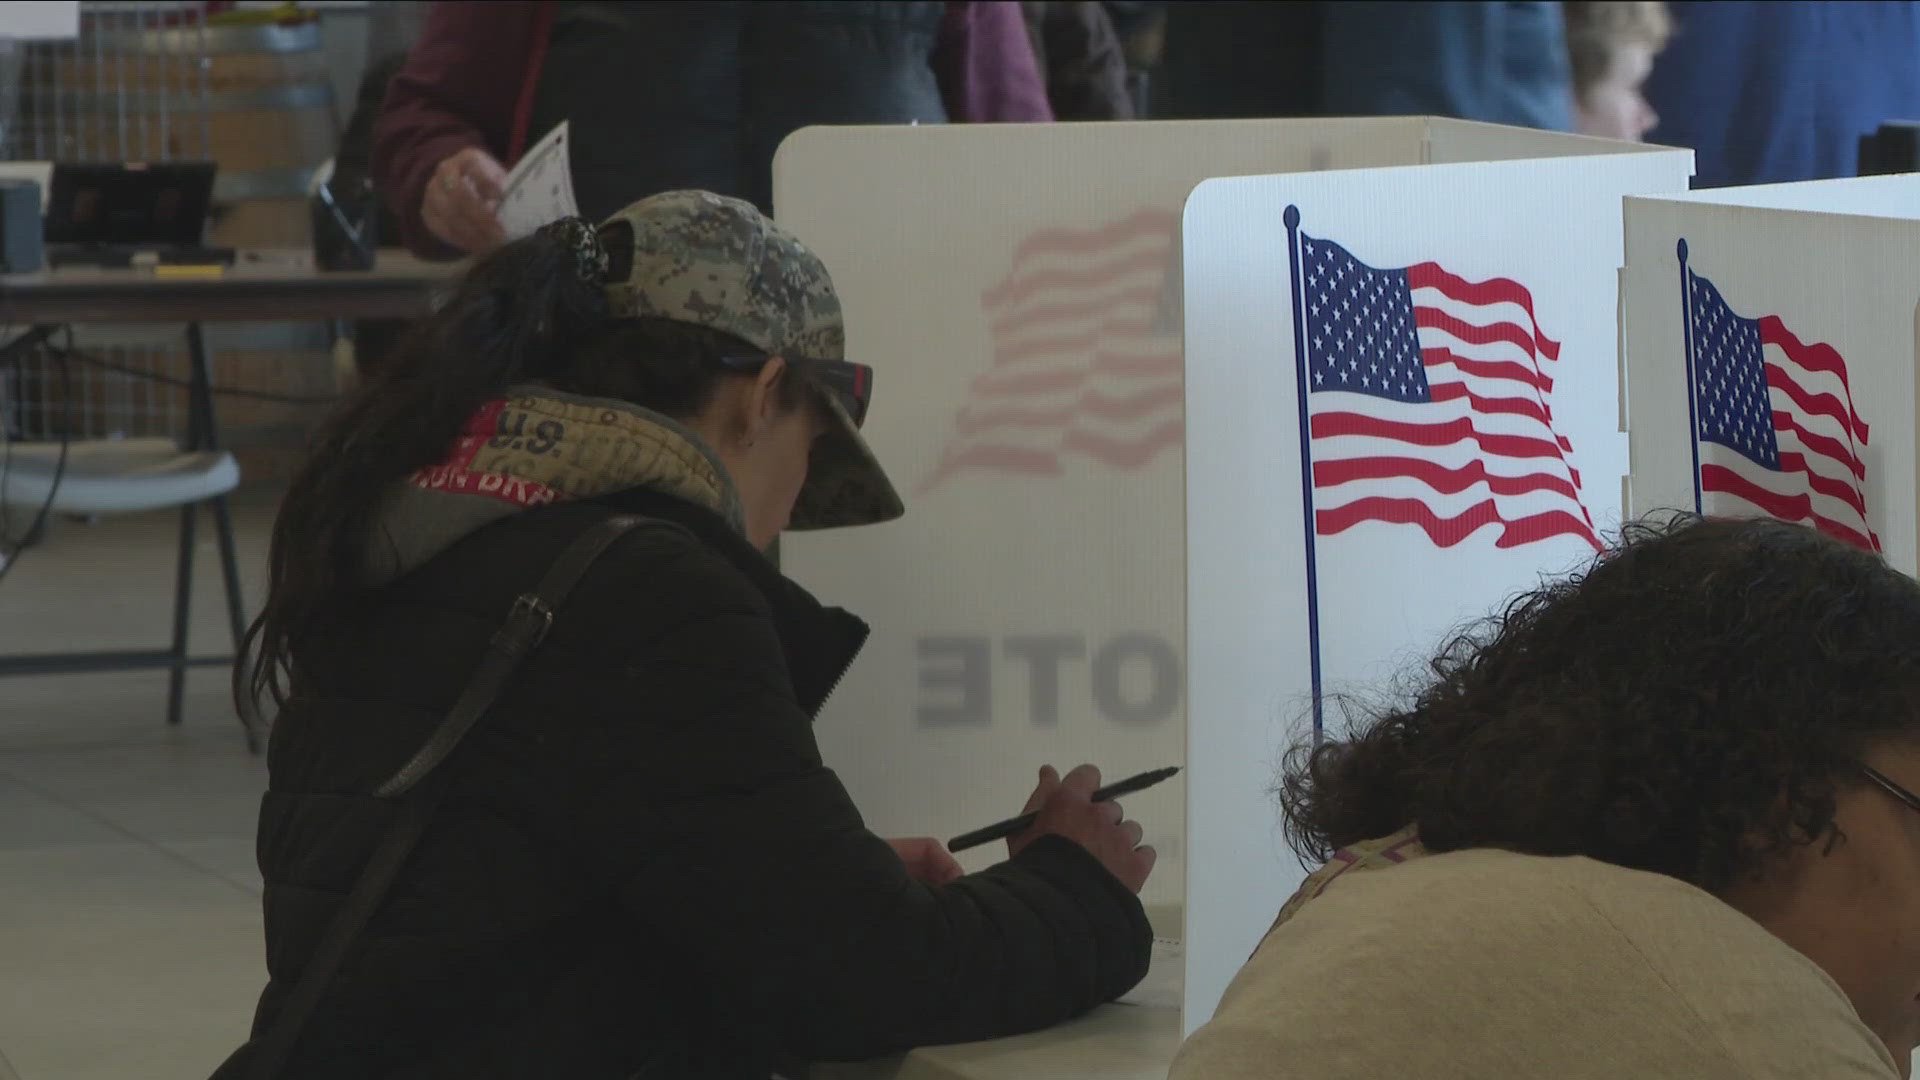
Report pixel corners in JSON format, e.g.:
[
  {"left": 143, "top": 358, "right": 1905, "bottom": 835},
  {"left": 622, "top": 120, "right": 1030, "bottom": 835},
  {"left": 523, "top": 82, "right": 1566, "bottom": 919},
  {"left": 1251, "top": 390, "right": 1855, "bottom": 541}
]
[{"left": 242, "top": 515, "right": 653, "bottom": 1079}]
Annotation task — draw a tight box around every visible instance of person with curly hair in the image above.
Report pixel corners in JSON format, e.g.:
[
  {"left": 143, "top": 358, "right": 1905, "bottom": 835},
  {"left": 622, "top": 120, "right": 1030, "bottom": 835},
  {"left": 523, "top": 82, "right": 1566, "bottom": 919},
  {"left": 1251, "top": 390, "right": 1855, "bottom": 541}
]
[{"left": 1172, "top": 514, "right": 1920, "bottom": 1079}]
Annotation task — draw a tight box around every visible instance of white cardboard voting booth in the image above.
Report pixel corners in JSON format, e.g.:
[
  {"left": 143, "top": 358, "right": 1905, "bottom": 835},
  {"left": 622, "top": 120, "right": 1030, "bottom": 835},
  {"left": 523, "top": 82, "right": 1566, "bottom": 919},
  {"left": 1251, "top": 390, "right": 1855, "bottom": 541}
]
[
  {"left": 1623, "top": 175, "right": 1920, "bottom": 575},
  {"left": 773, "top": 118, "right": 1692, "bottom": 1068},
  {"left": 1182, "top": 150, "right": 1692, "bottom": 1030}
]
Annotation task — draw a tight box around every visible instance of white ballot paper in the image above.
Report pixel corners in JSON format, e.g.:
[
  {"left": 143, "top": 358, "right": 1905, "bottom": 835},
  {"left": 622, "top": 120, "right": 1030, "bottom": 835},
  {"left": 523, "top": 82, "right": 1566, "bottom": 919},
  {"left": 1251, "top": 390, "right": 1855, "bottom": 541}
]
[{"left": 497, "top": 121, "right": 579, "bottom": 240}]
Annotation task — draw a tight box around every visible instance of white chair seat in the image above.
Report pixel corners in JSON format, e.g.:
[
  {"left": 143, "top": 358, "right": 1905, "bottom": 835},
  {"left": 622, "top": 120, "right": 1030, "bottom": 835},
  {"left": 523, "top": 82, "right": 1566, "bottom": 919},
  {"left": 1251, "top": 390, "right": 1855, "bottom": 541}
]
[{"left": 0, "top": 438, "right": 240, "bottom": 513}]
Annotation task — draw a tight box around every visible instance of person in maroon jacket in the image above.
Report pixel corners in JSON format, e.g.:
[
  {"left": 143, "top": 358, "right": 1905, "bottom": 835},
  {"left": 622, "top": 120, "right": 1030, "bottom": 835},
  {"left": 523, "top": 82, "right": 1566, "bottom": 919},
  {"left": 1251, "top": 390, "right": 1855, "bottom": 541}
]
[{"left": 374, "top": 1, "right": 1052, "bottom": 259}]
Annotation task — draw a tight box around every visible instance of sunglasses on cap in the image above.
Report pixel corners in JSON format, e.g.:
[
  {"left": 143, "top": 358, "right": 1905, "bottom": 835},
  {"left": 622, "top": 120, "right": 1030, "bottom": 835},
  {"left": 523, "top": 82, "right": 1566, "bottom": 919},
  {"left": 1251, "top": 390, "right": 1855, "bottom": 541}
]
[{"left": 716, "top": 354, "right": 872, "bottom": 429}]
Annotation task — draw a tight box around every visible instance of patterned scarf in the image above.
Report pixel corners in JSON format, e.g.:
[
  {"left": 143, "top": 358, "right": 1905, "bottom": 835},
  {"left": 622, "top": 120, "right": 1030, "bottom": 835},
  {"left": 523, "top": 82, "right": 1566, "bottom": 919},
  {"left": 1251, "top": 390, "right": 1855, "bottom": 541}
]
[{"left": 363, "top": 386, "right": 744, "bottom": 584}]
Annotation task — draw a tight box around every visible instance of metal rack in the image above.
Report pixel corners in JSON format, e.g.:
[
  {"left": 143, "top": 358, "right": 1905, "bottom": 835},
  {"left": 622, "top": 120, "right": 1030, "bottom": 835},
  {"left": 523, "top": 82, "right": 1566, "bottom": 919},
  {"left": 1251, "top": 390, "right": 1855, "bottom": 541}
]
[{"left": 0, "top": 3, "right": 341, "bottom": 483}]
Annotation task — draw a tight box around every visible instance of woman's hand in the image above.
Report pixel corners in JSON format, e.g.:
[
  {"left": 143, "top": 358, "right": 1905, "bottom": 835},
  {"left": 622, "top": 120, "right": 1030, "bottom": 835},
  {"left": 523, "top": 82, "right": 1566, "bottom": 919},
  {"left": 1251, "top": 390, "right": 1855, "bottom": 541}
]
[
  {"left": 888, "top": 837, "right": 966, "bottom": 886},
  {"left": 1008, "top": 764, "right": 1156, "bottom": 894},
  {"left": 422, "top": 146, "right": 509, "bottom": 255}
]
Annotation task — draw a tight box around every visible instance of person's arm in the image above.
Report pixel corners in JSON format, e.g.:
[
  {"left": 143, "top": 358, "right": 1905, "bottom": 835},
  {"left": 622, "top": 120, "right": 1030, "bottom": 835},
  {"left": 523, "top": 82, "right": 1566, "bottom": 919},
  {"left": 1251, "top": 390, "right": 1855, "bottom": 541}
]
[
  {"left": 538, "top": 549, "right": 1150, "bottom": 1061},
  {"left": 371, "top": 1, "right": 545, "bottom": 258},
  {"left": 936, "top": 1, "right": 1056, "bottom": 122}
]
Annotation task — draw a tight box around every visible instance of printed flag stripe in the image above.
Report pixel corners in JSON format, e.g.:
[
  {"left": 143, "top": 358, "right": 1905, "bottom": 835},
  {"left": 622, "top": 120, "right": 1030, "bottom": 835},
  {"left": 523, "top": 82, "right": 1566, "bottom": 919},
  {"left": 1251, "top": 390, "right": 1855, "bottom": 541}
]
[
  {"left": 1414, "top": 306, "right": 1553, "bottom": 363},
  {"left": 924, "top": 420, "right": 1184, "bottom": 484},
  {"left": 1759, "top": 315, "right": 1869, "bottom": 440},
  {"left": 987, "top": 209, "right": 1178, "bottom": 278},
  {"left": 1313, "top": 455, "right": 1582, "bottom": 501},
  {"left": 1423, "top": 348, "right": 1555, "bottom": 394},
  {"left": 924, "top": 208, "right": 1184, "bottom": 490},
  {"left": 1315, "top": 497, "right": 1600, "bottom": 551},
  {"left": 956, "top": 384, "right": 1185, "bottom": 435},
  {"left": 989, "top": 285, "right": 1165, "bottom": 336},
  {"left": 973, "top": 351, "right": 1180, "bottom": 395},
  {"left": 1310, "top": 411, "right": 1569, "bottom": 460},
  {"left": 1426, "top": 382, "right": 1553, "bottom": 427},
  {"left": 992, "top": 319, "right": 1166, "bottom": 365},
  {"left": 1763, "top": 363, "right": 1867, "bottom": 465},
  {"left": 1774, "top": 411, "right": 1865, "bottom": 481},
  {"left": 1062, "top": 421, "right": 1185, "bottom": 468},
  {"left": 1700, "top": 465, "right": 1876, "bottom": 551},
  {"left": 982, "top": 249, "right": 1174, "bottom": 311},
  {"left": 927, "top": 445, "right": 1061, "bottom": 478},
  {"left": 1407, "top": 262, "right": 1562, "bottom": 361},
  {"left": 1775, "top": 451, "right": 1869, "bottom": 518}
]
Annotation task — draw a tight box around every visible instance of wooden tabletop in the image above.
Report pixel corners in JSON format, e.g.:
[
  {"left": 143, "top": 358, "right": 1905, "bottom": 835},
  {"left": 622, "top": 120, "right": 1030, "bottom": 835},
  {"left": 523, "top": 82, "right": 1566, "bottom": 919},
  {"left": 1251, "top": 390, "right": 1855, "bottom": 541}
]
[{"left": 0, "top": 249, "right": 461, "bottom": 324}]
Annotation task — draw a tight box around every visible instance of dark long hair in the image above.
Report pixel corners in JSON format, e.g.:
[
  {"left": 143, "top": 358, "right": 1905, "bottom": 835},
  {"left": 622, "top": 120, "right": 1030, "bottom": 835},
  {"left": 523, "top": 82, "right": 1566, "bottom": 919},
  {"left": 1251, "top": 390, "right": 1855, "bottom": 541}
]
[
  {"left": 236, "top": 228, "right": 783, "bottom": 723},
  {"left": 1282, "top": 514, "right": 1920, "bottom": 893}
]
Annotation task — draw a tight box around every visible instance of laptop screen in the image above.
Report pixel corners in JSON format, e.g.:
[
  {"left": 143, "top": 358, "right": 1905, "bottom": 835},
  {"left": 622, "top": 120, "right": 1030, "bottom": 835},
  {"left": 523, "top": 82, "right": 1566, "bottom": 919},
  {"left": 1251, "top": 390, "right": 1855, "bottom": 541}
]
[{"left": 43, "top": 162, "right": 216, "bottom": 246}]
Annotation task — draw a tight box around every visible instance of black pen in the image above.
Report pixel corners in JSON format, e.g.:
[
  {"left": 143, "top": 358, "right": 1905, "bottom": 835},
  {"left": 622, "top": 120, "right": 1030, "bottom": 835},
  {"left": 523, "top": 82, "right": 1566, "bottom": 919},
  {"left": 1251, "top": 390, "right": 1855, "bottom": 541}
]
[{"left": 946, "top": 766, "right": 1181, "bottom": 853}]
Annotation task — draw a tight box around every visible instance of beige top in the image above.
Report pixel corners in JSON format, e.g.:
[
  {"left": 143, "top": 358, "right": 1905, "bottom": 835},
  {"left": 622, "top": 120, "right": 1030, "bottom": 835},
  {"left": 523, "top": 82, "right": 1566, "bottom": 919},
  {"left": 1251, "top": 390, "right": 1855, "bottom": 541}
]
[{"left": 1172, "top": 846, "right": 1901, "bottom": 1080}]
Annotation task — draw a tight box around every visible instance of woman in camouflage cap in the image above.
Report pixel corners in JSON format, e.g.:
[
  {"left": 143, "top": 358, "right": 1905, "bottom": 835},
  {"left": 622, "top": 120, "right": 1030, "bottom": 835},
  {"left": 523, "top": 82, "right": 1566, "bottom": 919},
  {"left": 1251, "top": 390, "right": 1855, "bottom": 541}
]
[{"left": 220, "top": 191, "right": 1156, "bottom": 1079}]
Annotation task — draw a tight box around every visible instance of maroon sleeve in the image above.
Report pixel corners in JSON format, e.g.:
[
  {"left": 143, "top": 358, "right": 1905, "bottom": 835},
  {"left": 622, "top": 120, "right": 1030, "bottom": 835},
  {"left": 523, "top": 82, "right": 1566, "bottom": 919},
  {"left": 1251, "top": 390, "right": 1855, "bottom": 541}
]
[
  {"left": 935, "top": 1, "right": 1055, "bottom": 123},
  {"left": 371, "top": 1, "right": 547, "bottom": 259}
]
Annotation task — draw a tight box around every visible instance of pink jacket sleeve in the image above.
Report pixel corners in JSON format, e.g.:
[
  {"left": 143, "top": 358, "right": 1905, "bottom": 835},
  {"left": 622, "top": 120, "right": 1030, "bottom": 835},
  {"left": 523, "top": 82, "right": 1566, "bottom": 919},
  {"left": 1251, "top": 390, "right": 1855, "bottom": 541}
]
[
  {"left": 371, "top": 1, "right": 549, "bottom": 259},
  {"left": 936, "top": 1, "right": 1055, "bottom": 122}
]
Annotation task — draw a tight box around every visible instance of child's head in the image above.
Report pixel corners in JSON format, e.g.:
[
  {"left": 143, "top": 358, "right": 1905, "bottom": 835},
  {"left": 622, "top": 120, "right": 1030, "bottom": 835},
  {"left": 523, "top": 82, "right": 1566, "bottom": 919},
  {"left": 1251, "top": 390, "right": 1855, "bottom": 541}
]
[{"left": 1564, "top": 1, "right": 1671, "bottom": 141}]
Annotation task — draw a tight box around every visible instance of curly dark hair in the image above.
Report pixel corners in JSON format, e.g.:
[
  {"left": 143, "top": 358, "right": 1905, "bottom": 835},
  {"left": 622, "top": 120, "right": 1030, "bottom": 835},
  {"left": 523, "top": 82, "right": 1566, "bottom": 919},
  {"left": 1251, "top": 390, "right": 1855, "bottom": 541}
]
[{"left": 1282, "top": 513, "right": 1920, "bottom": 894}]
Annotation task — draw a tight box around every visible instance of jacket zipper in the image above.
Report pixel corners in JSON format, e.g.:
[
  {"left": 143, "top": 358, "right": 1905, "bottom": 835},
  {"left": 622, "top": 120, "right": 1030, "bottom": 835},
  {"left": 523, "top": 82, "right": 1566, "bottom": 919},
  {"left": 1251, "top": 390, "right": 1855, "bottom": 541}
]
[{"left": 807, "top": 614, "right": 869, "bottom": 719}]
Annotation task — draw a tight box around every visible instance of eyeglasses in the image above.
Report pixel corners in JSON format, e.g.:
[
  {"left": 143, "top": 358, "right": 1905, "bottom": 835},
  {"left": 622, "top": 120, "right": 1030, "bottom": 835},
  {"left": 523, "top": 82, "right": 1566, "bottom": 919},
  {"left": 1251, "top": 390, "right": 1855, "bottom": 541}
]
[
  {"left": 717, "top": 354, "right": 872, "bottom": 429},
  {"left": 1861, "top": 765, "right": 1920, "bottom": 817}
]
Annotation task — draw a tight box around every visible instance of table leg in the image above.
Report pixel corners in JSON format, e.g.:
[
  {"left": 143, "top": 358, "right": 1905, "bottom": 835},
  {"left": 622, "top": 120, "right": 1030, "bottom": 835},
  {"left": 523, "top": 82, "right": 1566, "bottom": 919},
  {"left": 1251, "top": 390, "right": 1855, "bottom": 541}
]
[
  {"left": 185, "top": 322, "right": 254, "bottom": 749},
  {"left": 184, "top": 322, "right": 216, "bottom": 450},
  {"left": 0, "top": 325, "right": 61, "bottom": 367},
  {"left": 167, "top": 501, "right": 197, "bottom": 727}
]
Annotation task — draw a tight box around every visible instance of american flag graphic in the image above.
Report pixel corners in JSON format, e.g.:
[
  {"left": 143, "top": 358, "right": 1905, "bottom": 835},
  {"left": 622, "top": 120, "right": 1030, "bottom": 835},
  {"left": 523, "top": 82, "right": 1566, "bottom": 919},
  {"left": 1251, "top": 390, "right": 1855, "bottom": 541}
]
[
  {"left": 920, "top": 209, "right": 1182, "bottom": 490},
  {"left": 1296, "top": 230, "right": 1598, "bottom": 551},
  {"left": 1684, "top": 262, "right": 1878, "bottom": 552}
]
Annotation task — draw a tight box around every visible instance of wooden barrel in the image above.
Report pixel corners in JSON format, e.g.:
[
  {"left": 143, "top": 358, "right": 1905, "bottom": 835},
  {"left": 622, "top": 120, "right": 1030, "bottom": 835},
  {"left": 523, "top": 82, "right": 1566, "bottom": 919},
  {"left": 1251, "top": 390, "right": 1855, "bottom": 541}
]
[{"left": 41, "top": 21, "right": 336, "bottom": 247}]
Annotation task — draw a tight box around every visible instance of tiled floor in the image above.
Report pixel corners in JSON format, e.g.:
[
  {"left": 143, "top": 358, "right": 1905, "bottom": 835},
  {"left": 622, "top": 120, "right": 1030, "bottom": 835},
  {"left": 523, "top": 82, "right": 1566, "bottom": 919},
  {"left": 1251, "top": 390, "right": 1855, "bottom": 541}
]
[{"left": 0, "top": 498, "right": 275, "bottom": 1080}]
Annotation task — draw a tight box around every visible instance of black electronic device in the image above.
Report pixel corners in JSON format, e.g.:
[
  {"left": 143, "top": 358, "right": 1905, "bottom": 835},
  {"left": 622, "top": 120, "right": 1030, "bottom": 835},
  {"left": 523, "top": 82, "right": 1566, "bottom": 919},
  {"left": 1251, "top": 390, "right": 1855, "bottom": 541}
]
[
  {"left": 1858, "top": 121, "right": 1920, "bottom": 177},
  {"left": 42, "top": 161, "right": 232, "bottom": 267},
  {"left": 0, "top": 179, "right": 43, "bottom": 273}
]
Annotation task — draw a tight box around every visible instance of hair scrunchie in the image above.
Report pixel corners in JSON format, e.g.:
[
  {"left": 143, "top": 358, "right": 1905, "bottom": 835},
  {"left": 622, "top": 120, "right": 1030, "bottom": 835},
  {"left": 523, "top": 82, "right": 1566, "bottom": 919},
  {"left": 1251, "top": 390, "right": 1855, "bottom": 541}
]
[{"left": 537, "top": 216, "right": 610, "bottom": 284}]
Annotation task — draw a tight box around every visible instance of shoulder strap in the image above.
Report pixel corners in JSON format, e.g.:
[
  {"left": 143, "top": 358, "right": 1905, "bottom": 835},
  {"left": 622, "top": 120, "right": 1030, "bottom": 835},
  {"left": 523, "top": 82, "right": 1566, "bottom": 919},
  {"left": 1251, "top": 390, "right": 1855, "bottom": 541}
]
[{"left": 242, "top": 514, "right": 654, "bottom": 1080}]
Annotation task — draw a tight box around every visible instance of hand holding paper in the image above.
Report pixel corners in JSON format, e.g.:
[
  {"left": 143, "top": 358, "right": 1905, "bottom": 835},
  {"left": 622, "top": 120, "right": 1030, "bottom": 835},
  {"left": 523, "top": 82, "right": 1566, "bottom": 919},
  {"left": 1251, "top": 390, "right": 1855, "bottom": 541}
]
[
  {"left": 422, "top": 147, "right": 508, "bottom": 255},
  {"left": 497, "top": 121, "right": 581, "bottom": 242}
]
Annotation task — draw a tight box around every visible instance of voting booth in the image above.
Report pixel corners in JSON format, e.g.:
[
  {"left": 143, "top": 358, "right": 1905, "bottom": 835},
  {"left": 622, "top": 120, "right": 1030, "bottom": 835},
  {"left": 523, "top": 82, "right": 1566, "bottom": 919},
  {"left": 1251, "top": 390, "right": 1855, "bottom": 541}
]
[
  {"left": 1622, "top": 175, "right": 1920, "bottom": 575},
  {"left": 774, "top": 117, "right": 1693, "bottom": 1064}
]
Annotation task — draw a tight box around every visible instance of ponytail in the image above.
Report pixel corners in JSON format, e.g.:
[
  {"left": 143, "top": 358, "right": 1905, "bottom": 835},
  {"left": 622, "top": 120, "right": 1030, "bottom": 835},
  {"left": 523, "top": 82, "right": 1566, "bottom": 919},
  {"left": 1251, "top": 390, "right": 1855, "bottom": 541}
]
[{"left": 238, "top": 221, "right": 612, "bottom": 722}]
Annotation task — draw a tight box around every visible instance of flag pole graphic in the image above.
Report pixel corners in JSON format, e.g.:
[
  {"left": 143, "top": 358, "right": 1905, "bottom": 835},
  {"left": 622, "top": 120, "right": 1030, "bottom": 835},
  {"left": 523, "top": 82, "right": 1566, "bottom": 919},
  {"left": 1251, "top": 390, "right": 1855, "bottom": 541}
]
[
  {"left": 1283, "top": 205, "right": 1324, "bottom": 738},
  {"left": 1678, "top": 237, "right": 1703, "bottom": 515}
]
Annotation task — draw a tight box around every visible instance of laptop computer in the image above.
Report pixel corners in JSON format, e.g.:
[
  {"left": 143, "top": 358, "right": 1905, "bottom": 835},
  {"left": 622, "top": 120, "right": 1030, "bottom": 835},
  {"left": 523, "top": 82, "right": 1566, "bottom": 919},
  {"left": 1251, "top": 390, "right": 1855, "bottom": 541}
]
[{"left": 43, "top": 162, "right": 233, "bottom": 267}]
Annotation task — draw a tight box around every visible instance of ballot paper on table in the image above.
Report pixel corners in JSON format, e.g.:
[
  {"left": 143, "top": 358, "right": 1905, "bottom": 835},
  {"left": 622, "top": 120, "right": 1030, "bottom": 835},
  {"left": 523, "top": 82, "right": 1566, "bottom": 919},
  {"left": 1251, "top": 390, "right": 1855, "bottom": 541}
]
[{"left": 497, "top": 121, "right": 579, "bottom": 240}]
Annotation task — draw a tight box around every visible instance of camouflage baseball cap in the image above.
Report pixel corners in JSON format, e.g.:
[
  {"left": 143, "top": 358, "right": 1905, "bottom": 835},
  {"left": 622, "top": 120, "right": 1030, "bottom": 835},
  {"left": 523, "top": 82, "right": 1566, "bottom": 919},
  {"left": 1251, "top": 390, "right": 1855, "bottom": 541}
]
[{"left": 598, "top": 190, "right": 903, "bottom": 530}]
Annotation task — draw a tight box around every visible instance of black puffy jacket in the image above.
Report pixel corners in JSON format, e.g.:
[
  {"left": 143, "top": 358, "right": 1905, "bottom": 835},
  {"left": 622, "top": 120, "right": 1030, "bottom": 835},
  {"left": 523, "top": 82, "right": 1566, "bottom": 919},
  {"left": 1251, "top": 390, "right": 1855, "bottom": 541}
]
[{"left": 222, "top": 486, "right": 1150, "bottom": 1078}]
